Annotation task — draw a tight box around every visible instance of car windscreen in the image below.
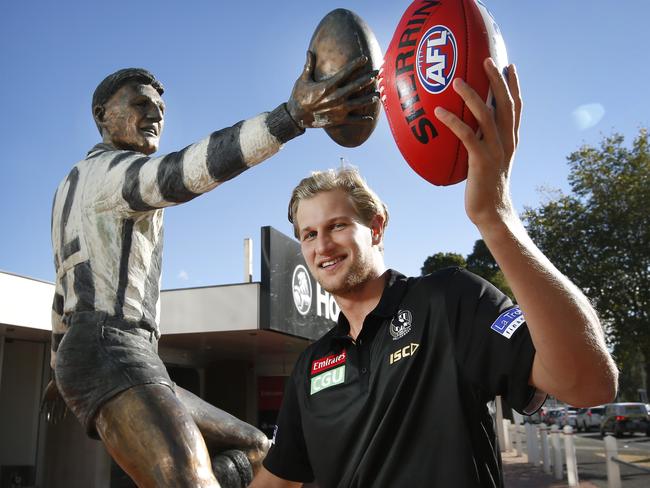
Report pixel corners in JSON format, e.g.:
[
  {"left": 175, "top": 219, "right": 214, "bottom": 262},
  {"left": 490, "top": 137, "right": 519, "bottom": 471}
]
[{"left": 624, "top": 405, "right": 646, "bottom": 415}]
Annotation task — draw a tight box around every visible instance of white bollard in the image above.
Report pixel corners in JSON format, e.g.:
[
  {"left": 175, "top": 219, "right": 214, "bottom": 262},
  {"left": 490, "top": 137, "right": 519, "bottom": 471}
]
[
  {"left": 551, "top": 425, "right": 563, "bottom": 480},
  {"left": 604, "top": 435, "right": 622, "bottom": 488},
  {"left": 509, "top": 424, "right": 516, "bottom": 455},
  {"left": 502, "top": 419, "right": 512, "bottom": 452},
  {"left": 507, "top": 423, "right": 513, "bottom": 451},
  {"left": 519, "top": 424, "right": 528, "bottom": 457},
  {"left": 513, "top": 423, "right": 522, "bottom": 457},
  {"left": 526, "top": 422, "right": 540, "bottom": 465},
  {"left": 563, "top": 425, "right": 579, "bottom": 486},
  {"left": 512, "top": 410, "right": 524, "bottom": 457},
  {"left": 496, "top": 397, "right": 507, "bottom": 452},
  {"left": 540, "top": 424, "right": 551, "bottom": 474}
]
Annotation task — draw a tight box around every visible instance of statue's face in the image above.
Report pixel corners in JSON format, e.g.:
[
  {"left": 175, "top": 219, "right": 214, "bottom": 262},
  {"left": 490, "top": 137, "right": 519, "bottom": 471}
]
[{"left": 98, "top": 83, "right": 165, "bottom": 155}]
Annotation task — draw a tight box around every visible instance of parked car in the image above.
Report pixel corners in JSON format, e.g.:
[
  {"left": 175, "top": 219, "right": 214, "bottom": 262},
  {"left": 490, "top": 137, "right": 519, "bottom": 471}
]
[
  {"left": 576, "top": 406, "right": 605, "bottom": 432},
  {"left": 565, "top": 408, "right": 578, "bottom": 428},
  {"left": 600, "top": 402, "right": 650, "bottom": 437},
  {"left": 544, "top": 407, "right": 579, "bottom": 428},
  {"left": 539, "top": 406, "right": 551, "bottom": 424},
  {"left": 545, "top": 408, "right": 569, "bottom": 426}
]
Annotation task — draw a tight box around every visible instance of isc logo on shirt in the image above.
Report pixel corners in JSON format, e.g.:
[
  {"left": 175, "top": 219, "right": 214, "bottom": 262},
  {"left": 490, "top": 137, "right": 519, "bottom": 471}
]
[
  {"left": 389, "top": 343, "right": 420, "bottom": 365},
  {"left": 310, "top": 365, "right": 346, "bottom": 395}
]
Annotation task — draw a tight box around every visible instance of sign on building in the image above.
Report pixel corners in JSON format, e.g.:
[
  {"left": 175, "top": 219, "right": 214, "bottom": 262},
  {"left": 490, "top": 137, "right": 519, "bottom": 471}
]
[{"left": 261, "top": 226, "right": 340, "bottom": 340}]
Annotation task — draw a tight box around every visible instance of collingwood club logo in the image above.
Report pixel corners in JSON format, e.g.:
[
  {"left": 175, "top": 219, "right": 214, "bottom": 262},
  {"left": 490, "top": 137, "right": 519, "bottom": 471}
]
[
  {"left": 292, "top": 265, "right": 312, "bottom": 315},
  {"left": 390, "top": 309, "right": 413, "bottom": 340}
]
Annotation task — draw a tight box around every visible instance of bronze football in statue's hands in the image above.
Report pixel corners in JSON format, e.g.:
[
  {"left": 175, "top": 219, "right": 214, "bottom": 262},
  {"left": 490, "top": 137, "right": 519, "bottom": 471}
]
[{"left": 307, "top": 9, "right": 383, "bottom": 147}]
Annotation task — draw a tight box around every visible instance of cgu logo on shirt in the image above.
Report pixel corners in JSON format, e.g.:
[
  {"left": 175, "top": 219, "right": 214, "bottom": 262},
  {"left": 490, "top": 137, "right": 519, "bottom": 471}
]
[{"left": 310, "top": 350, "right": 347, "bottom": 395}]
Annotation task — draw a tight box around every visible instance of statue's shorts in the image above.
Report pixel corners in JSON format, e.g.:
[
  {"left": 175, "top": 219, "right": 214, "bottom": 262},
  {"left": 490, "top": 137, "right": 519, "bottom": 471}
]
[{"left": 55, "top": 311, "right": 174, "bottom": 439}]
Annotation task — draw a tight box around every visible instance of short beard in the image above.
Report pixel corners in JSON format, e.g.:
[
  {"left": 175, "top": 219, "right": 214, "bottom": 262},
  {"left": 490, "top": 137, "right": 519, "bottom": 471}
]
[{"left": 319, "top": 253, "right": 375, "bottom": 297}]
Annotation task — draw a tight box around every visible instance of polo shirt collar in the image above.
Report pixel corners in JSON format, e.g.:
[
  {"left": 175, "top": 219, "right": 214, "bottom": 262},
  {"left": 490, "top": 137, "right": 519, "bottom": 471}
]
[{"left": 332, "top": 269, "right": 408, "bottom": 339}]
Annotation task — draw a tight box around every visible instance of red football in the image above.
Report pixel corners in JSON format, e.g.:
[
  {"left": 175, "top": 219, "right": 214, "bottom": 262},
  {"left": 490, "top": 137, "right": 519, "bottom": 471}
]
[{"left": 380, "top": 0, "right": 508, "bottom": 185}]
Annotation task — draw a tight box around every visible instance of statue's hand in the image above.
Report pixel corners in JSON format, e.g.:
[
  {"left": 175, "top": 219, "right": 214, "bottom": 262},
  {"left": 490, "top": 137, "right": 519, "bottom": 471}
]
[
  {"left": 287, "top": 51, "right": 379, "bottom": 129},
  {"left": 41, "top": 377, "right": 68, "bottom": 424}
]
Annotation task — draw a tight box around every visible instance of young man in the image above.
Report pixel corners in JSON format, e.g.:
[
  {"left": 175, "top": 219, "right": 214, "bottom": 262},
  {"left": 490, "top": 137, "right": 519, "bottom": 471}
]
[
  {"left": 251, "top": 59, "right": 618, "bottom": 487},
  {"left": 48, "top": 54, "right": 377, "bottom": 488}
]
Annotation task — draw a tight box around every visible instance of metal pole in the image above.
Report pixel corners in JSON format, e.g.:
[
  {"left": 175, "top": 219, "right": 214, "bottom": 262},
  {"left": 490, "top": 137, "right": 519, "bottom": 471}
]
[
  {"left": 244, "top": 238, "right": 253, "bottom": 283},
  {"left": 604, "top": 435, "right": 621, "bottom": 488},
  {"left": 540, "top": 424, "right": 551, "bottom": 474},
  {"left": 551, "top": 425, "right": 563, "bottom": 480},
  {"left": 563, "top": 425, "right": 579, "bottom": 486}
]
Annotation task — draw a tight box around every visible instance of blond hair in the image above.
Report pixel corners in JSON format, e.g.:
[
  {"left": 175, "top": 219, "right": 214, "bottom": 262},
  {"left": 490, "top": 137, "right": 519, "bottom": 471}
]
[{"left": 288, "top": 167, "right": 389, "bottom": 239}]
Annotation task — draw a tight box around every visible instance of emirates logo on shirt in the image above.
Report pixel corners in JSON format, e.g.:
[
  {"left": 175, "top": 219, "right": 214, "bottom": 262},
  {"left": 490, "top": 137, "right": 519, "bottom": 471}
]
[
  {"left": 390, "top": 309, "right": 413, "bottom": 340},
  {"left": 310, "top": 350, "right": 347, "bottom": 395},
  {"left": 311, "top": 350, "right": 347, "bottom": 376}
]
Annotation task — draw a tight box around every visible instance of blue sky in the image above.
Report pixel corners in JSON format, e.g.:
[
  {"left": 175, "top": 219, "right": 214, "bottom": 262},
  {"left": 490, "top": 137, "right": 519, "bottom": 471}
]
[{"left": 1, "top": 0, "right": 648, "bottom": 289}]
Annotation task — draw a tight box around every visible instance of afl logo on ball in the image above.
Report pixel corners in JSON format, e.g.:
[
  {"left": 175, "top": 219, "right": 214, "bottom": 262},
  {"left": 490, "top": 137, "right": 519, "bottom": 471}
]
[
  {"left": 292, "top": 265, "right": 312, "bottom": 315},
  {"left": 416, "top": 25, "right": 457, "bottom": 94}
]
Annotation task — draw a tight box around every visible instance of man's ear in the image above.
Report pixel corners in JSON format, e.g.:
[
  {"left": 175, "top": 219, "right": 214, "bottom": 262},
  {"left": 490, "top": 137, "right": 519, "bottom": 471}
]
[
  {"left": 370, "top": 214, "right": 385, "bottom": 245},
  {"left": 93, "top": 105, "right": 105, "bottom": 125}
]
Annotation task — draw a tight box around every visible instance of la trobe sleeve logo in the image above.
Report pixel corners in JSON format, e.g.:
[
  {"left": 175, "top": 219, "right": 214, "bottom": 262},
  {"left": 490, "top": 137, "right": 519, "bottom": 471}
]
[
  {"left": 292, "top": 265, "right": 312, "bottom": 315},
  {"left": 490, "top": 306, "right": 526, "bottom": 339}
]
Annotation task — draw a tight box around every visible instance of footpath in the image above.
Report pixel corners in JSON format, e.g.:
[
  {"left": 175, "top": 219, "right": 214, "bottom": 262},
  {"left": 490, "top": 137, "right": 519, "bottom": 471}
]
[{"left": 502, "top": 451, "right": 598, "bottom": 488}]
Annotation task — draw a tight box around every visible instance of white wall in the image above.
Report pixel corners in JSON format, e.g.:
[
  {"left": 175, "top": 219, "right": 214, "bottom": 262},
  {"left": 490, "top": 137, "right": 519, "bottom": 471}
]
[
  {"left": 160, "top": 283, "right": 260, "bottom": 334},
  {"left": 0, "top": 273, "right": 53, "bottom": 330}
]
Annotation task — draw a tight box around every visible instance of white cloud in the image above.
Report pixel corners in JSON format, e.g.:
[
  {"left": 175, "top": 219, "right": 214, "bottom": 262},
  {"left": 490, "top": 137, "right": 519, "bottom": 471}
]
[
  {"left": 178, "top": 270, "right": 189, "bottom": 281},
  {"left": 571, "top": 103, "right": 605, "bottom": 130}
]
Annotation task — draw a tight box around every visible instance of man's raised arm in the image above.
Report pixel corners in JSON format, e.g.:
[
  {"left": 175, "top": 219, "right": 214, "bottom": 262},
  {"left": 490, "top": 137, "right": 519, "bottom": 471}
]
[{"left": 434, "top": 58, "right": 618, "bottom": 407}]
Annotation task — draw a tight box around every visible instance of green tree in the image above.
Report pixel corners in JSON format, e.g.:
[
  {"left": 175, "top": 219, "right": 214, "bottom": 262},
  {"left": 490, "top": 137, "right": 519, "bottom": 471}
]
[
  {"left": 523, "top": 129, "right": 650, "bottom": 400},
  {"left": 466, "top": 239, "right": 498, "bottom": 278},
  {"left": 466, "top": 240, "right": 513, "bottom": 300},
  {"left": 421, "top": 252, "right": 466, "bottom": 275},
  {"left": 420, "top": 242, "right": 514, "bottom": 300}
]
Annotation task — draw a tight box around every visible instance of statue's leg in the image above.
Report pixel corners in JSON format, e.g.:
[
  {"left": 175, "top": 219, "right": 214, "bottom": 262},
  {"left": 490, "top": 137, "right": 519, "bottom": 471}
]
[
  {"left": 95, "top": 384, "right": 220, "bottom": 488},
  {"left": 176, "top": 386, "right": 270, "bottom": 474}
]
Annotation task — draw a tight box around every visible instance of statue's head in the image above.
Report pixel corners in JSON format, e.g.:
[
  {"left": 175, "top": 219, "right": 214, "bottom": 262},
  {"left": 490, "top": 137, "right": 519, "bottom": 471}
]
[{"left": 92, "top": 68, "right": 165, "bottom": 155}]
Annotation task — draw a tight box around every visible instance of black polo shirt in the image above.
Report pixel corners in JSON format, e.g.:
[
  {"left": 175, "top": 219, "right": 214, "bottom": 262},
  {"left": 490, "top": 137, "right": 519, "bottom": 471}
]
[{"left": 264, "top": 268, "right": 543, "bottom": 488}]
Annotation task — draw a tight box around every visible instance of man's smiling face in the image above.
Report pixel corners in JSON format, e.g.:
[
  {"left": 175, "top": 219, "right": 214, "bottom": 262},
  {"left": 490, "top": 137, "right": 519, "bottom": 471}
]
[{"left": 296, "top": 189, "right": 379, "bottom": 297}]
